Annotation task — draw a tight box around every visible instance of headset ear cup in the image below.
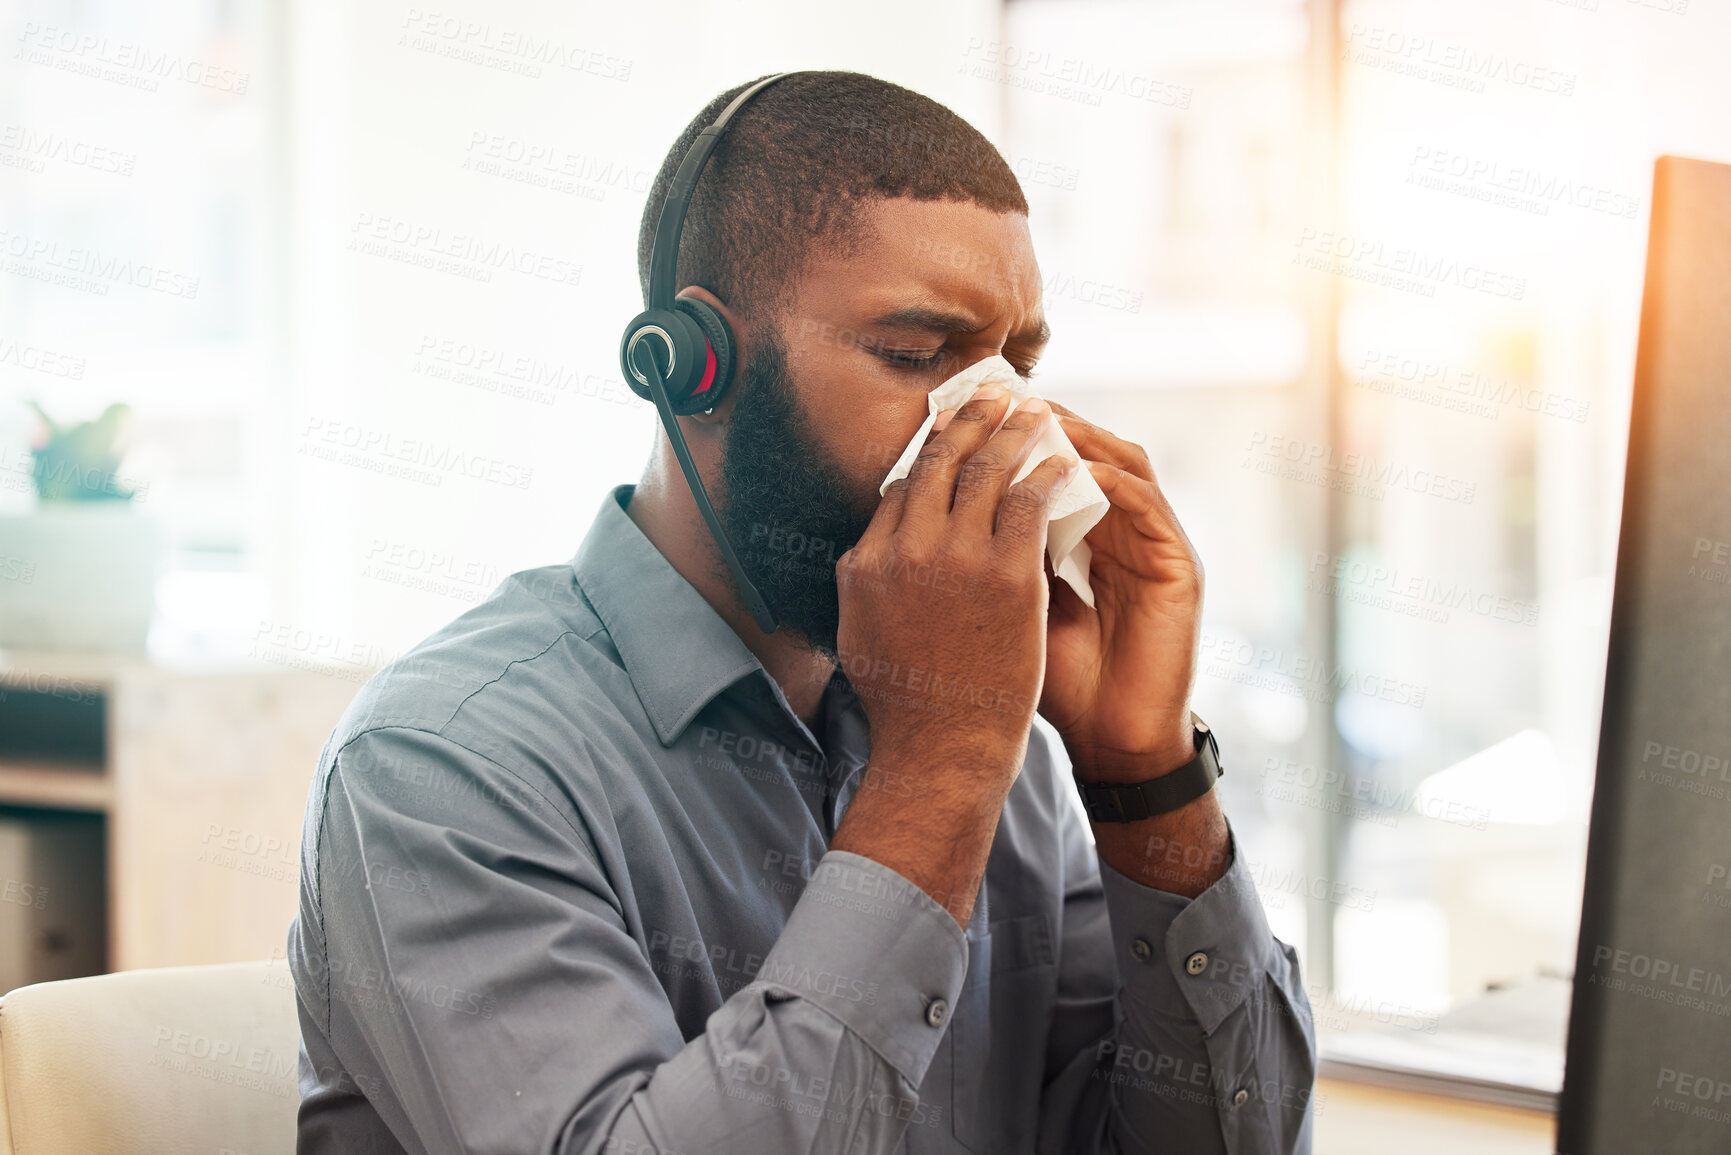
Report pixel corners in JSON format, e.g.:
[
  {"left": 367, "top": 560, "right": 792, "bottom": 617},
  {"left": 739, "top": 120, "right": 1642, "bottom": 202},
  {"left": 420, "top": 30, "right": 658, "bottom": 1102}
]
[
  {"left": 620, "top": 306, "right": 706, "bottom": 409},
  {"left": 671, "top": 298, "right": 737, "bottom": 413}
]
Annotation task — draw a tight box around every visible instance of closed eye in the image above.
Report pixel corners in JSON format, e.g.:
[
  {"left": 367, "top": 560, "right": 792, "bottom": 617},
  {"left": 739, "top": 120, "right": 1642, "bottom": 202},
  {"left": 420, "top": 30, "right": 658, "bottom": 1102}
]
[
  {"left": 873, "top": 347, "right": 1041, "bottom": 381},
  {"left": 874, "top": 348, "right": 948, "bottom": 372}
]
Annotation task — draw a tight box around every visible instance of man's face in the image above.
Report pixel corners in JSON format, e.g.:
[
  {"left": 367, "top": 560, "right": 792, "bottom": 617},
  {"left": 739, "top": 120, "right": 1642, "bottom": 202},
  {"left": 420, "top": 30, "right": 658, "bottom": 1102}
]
[{"left": 717, "top": 196, "right": 1048, "bottom": 657}]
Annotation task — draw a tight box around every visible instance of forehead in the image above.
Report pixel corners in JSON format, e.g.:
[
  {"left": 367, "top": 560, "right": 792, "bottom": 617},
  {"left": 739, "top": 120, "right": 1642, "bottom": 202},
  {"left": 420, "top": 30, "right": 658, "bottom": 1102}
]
[{"left": 792, "top": 197, "right": 1043, "bottom": 328}]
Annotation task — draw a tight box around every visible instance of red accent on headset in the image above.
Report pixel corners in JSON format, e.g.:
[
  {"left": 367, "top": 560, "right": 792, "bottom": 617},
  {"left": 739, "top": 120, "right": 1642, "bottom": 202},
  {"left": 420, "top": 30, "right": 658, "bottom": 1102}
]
[{"left": 691, "top": 342, "right": 718, "bottom": 394}]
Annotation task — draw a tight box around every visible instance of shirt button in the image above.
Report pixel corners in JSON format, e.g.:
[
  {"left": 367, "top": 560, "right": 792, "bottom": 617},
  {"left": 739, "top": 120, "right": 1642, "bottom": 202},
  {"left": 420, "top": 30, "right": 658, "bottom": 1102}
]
[
  {"left": 1232, "top": 1088, "right": 1250, "bottom": 1107},
  {"left": 925, "top": 998, "right": 949, "bottom": 1027},
  {"left": 1185, "top": 951, "right": 1209, "bottom": 976},
  {"left": 1130, "top": 937, "right": 1153, "bottom": 963}
]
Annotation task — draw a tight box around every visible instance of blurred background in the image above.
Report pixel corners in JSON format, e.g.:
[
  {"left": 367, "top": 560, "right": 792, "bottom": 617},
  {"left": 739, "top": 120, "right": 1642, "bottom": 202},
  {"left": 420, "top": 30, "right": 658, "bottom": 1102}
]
[{"left": 0, "top": 0, "right": 1725, "bottom": 1130}]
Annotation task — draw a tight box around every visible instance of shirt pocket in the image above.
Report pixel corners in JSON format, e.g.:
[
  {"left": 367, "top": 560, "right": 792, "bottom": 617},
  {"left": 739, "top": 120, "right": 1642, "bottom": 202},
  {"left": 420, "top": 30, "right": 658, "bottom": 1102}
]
[{"left": 950, "top": 913, "right": 1057, "bottom": 1154}]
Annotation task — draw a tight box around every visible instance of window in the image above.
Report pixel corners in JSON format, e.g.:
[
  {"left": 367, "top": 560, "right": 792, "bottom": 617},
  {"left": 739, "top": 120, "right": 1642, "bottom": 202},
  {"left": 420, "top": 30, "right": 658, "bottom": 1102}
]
[
  {"left": 1, "top": 0, "right": 283, "bottom": 657},
  {"left": 999, "top": 0, "right": 1694, "bottom": 1034}
]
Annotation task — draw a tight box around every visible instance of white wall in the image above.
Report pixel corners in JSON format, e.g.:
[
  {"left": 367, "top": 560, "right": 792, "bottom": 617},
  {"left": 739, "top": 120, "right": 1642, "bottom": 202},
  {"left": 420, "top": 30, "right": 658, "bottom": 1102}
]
[{"left": 278, "top": 0, "right": 1005, "bottom": 660}]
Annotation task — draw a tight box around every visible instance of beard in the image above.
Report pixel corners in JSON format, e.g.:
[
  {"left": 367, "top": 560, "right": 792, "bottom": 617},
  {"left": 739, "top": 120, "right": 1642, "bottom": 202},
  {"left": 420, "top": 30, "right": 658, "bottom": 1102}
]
[{"left": 716, "top": 330, "right": 879, "bottom": 657}]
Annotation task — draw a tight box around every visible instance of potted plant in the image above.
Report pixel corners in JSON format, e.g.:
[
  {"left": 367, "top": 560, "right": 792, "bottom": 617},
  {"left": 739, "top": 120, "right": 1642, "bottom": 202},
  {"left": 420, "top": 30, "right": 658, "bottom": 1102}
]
[{"left": 0, "top": 402, "right": 160, "bottom": 653}]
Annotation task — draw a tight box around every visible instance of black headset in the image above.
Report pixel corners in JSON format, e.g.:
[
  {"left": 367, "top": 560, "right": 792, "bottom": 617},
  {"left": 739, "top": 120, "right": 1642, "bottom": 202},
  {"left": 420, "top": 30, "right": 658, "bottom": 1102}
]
[{"left": 620, "top": 71, "right": 799, "bottom": 635}]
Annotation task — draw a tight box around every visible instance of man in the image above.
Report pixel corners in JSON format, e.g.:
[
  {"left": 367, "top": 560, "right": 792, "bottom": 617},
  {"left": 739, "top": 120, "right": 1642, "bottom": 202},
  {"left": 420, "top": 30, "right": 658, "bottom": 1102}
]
[{"left": 289, "top": 70, "right": 1316, "bottom": 1154}]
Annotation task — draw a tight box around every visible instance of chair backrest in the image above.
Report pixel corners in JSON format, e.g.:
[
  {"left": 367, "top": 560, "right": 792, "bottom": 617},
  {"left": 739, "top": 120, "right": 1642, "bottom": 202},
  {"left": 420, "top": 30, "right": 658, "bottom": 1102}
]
[{"left": 0, "top": 960, "right": 300, "bottom": 1155}]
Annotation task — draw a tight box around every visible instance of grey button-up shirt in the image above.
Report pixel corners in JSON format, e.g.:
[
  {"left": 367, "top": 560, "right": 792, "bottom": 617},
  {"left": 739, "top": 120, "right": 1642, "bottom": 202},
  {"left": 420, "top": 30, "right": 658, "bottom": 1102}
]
[{"left": 288, "top": 483, "right": 1316, "bottom": 1155}]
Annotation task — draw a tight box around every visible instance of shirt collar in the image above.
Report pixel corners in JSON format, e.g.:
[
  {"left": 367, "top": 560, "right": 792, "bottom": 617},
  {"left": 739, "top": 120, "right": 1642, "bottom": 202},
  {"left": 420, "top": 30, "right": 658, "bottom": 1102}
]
[{"left": 571, "top": 484, "right": 768, "bottom": 747}]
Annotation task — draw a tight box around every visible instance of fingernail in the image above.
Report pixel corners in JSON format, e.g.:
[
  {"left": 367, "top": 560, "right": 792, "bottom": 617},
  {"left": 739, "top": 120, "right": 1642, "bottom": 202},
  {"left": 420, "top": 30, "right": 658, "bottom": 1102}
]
[
  {"left": 1019, "top": 397, "right": 1049, "bottom": 416},
  {"left": 974, "top": 384, "right": 1007, "bottom": 401},
  {"left": 932, "top": 408, "right": 958, "bottom": 432}
]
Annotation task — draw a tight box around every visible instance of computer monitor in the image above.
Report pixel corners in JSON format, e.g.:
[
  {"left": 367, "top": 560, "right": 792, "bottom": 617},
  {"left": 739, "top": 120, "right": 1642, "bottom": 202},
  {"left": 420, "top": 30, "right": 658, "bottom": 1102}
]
[{"left": 1557, "top": 155, "right": 1731, "bottom": 1154}]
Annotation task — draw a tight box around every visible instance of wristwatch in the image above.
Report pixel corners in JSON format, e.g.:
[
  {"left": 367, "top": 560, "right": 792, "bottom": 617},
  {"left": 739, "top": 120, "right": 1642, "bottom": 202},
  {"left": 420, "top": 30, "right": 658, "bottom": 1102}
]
[{"left": 1074, "top": 713, "right": 1223, "bottom": 823}]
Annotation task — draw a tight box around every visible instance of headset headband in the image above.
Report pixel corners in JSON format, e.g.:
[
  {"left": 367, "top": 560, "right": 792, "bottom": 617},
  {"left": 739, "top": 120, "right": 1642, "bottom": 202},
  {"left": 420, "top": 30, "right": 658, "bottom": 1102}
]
[
  {"left": 626, "top": 71, "right": 803, "bottom": 636},
  {"left": 647, "top": 71, "right": 796, "bottom": 310}
]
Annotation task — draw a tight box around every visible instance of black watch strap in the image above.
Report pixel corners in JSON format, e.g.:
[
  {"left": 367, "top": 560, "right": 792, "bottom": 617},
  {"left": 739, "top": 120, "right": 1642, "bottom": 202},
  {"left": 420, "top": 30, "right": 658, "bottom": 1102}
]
[{"left": 1074, "top": 714, "right": 1223, "bottom": 823}]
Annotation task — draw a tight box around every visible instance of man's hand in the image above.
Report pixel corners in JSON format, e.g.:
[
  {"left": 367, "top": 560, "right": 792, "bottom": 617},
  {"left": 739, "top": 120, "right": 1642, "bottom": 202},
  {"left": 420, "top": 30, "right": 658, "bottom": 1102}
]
[
  {"left": 1034, "top": 400, "right": 1227, "bottom": 899},
  {"left": 830, "top": 384, "right": 1079, "bottom": 925},
  {"left": 1037, "top": 400, "right": 1205, "bottom": 783},
  {"left": 836, "top": 383, "right": 1078, "bottom": 778}
]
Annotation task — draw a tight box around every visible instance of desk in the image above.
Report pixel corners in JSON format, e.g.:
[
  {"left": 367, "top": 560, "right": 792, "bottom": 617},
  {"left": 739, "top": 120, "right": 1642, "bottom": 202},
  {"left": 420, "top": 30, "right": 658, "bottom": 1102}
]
[
  {"left": 1315, "top": 1077, "right": 1556, "bottom": 1154},
  {"left": 0, "top": 649, "right": 360, "bottom": 982}
]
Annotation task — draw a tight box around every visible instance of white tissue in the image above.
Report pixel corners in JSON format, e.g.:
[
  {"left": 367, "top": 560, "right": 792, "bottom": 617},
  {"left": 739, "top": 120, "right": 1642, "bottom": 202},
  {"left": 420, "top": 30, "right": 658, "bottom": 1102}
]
[{"left": 876, "top": 354, "right": 1110, "bottom": 608}]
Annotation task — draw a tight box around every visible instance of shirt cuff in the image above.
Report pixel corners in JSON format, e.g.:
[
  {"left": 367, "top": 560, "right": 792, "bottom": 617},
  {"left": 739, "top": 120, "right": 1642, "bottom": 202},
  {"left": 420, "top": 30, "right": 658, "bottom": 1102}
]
[
  {"left": 1096, "top": 825, "right": 1280, "bottom": 1034},
  {"left": 750, "top": 849, "right": 969, "bottom": 1084}
]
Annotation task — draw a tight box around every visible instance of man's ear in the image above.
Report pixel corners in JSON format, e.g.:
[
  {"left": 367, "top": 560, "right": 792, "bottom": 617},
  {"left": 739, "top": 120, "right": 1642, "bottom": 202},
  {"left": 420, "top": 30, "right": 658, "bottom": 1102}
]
[{"left": 674, "top": 286, "right": 745, "bottom": 427}]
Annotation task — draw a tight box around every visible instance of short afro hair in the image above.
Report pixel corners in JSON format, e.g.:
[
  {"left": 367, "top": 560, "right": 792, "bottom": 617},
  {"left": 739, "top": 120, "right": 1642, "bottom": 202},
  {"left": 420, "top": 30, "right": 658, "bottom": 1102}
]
[{"left": 636, "top": 70, "right": 1029, "bottom": 324}]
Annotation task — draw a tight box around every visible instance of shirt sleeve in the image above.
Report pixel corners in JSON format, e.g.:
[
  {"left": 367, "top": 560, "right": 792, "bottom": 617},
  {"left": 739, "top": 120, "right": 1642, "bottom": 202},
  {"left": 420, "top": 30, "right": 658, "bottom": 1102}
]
[
  {"left": 290, "top": 725, "right": 969, "bottom": 1155},
  {"left": 1035, "top": 785, "right": 1317, "bottom": 1155}
]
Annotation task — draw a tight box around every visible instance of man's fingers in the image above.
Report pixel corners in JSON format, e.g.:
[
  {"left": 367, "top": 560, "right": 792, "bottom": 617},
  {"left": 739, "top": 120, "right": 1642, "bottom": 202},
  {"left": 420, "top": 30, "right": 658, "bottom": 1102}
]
[
  {"left": 995, "top": 453, "right": 1079, "bottom": 553},
  {"left": 897, "top": 387, "right": 1013, "bottom": 542},
  {"left": 858, "top": 475, "right": 912, "bottom": 547},
  {"left": 1090, "top": 459, "right": 1193, "bottom": 549},
  {"left": 949, "top": 398, "right": 1050, "bottom": 532},
  {"left": 1046, "top": 400, "right": 1154, "bottom": 483}
]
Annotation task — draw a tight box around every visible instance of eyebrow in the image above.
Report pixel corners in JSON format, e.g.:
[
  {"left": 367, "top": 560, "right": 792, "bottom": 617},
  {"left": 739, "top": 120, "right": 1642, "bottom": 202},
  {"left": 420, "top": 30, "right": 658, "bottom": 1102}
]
[{"left": 868, "top": 306, "right": 1052, "bottom": 347}]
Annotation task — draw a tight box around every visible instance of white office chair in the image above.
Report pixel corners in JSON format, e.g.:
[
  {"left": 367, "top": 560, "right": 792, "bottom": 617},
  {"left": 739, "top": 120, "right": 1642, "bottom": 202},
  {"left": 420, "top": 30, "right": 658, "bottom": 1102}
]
[{"left": 0, "top": 960, "right": 300, "bottom": 1155}]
